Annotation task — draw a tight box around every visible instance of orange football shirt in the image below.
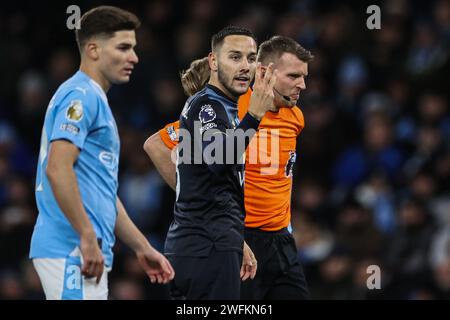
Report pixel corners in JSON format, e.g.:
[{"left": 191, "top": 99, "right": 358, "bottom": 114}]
[{"left": 158, "top": 89, "right": 304, "bottom": 231}]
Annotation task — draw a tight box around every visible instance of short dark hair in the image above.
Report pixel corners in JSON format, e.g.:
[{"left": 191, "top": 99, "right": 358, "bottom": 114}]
[
  {"left": 257, "top": 35, "right": 313, "bottom": 64},
  {"left": 75, "top": 6, "right": 141, "bottom": 51},
  {"left": 211, "top": 26, "right": 257, "bottom": 52}
]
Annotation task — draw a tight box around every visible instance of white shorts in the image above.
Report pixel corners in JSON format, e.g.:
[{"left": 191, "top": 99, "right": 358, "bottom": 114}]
[{"left": 32, "top": 247, "right": 110, "bottom": 300}]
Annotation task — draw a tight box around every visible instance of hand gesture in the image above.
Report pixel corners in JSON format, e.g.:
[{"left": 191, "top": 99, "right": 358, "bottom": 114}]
[{"left": 248, "top": 62, "right": 278, "bottom": 120}]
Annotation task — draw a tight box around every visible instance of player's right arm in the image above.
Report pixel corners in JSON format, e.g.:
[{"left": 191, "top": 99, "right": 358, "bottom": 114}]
[
  {"left": 46, "top": 140, "right": 104, "bottom": 283},
  {"left": 44, "top": 88, "right": 104, "bottom": 283},
  {"left": 143, "top": 121, "right": 180, "bottom": 191}
]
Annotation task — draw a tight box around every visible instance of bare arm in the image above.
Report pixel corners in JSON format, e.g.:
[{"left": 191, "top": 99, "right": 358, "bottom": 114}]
[
  {"left": 115, "top": 197, "right": 153, "bottom": 252},
  {"left": 46, "top": 140, "right": 104, "bottom": 283},
  {"left": 115, "top": 197, "right": 175, "bottom": 284},
  {"left": 143, "top": 132, "right": 176, "bottom": 190}
]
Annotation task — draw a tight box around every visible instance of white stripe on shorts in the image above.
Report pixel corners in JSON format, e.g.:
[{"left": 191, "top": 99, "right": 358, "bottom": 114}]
[{"left": 32, "top": 247, "right": 109, "bottom": 300}]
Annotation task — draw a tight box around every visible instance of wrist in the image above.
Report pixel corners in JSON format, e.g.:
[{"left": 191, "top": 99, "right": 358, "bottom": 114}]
[{"left": 80, "top": 230, "right": 97, "bottom": 243}]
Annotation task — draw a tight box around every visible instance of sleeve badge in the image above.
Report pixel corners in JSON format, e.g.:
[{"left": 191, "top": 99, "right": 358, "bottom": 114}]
[{"left": 66, "top": 100, "right": 84, "bottom": 122}]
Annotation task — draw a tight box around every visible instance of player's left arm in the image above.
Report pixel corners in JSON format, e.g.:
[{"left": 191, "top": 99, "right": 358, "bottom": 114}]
[{"left": 115, "top": 197, "right": 175, "bottom": 284}]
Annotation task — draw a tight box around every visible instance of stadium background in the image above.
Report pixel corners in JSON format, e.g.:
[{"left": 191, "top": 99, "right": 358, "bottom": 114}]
[{"left": 0, "top": 0, "right": 449, "bottom": 299}]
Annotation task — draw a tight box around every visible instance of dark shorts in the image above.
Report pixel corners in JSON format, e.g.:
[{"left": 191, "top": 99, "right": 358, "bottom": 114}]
[
  {"left": 168, "top": 248, "right": 243, "bottom": 300},
  {"left": 241, "top": 227, "right": 310, "bottom": 300}
]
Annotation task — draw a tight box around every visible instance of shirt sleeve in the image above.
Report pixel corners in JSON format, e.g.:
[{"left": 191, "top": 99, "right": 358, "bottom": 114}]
[
  {"left": 50, "top": 89, "right": 98, "bottom": 150},
  {"left": 189, "top": 98, "right": 260, "bottom": 175},
  {"left": 158, "top": 121, "right": 180, "bottom": 150}
]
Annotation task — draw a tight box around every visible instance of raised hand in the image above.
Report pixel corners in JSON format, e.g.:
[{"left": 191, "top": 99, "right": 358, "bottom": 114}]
[{"left": 247, "top": 62, "right": 278, "bottom": 120}]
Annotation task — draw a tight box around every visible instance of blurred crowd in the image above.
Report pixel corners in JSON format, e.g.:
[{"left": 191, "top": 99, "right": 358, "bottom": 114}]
[{"left": 0, "top": 0, "right": 449, "bottom": 299}]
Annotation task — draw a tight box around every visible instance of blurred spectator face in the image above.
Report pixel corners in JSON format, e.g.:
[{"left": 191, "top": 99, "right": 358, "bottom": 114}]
[
  {"left": 272, "top": 53, "right": 308, "bottom": 108},
  {"left": 418, "top": 94, "right": 447, "bottom": 124},
  {"left": 410, "top": 173, "right": 436, "bottom": 201},
  {"left": 417, "top": 126, "right": 441, "bottom": 154},
  {"left": 320, "top": 254, "right": 352, "bottom": 282},
  {"left": 364, "top": 114, "right": 393, "bottom": 152},
  {"left": 213, "top": 35, "right": 257, "bottom": 98},
  {"left": 399, "top": 200, "right": 426, "bottom": 227}
]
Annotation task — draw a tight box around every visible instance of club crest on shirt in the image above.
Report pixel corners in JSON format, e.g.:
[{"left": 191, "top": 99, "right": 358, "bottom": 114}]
[
  {"left": 199, "top": 104, "right": 216, "bottom": 124},
  {"left": 285, "top": 151, "right": 297, "bottom": 177},
  {"left": 66, "top": 100, "right": 83, "bottom": 122}
]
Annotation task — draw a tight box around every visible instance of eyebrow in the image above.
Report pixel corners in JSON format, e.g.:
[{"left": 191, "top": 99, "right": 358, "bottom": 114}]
[
  {"left": 228, "top": 50, "right": 257, "bottom": 56},
  {"left": 288, "top": 72, "right": 308, "bottom": 77},
  {"left": 117, "top": 43, "right": 135, "bottom": 48}
]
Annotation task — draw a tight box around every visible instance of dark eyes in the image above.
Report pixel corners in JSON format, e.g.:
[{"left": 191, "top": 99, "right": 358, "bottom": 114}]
[
  {"left": 118, "top": 46, "right": 132, "bottom": 51},
  {"left": 230, "top": 55, "right": 256, "bottom": 62}
]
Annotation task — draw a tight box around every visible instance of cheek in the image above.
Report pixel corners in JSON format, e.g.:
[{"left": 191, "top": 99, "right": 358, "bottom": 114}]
[
  {"left": 110, "top": 54, "right": 125, "bottom": 66},
  {"left": 219, "top": 62, "right": 233, "bottom": 79},
  {"left": 249, "top": 64, "right": 256, "bottom": 76},
  {"left": 277, "top": 77, "right": 291, "bottom": 89},
  {"left": 103, "top": 50, "right": 124, "bottom": 67}
]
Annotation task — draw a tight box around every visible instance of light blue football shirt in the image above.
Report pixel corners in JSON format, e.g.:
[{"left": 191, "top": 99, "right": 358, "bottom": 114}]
[{"left": 30, "top": 71, "right": 120, "bottom": 267}]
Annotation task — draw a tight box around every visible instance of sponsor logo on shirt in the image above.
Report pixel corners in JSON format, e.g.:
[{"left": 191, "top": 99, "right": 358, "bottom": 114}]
[
  {"left": 99, "top": 151, "right": 116, "bottom": 169},
  {"left": 60, "top": 123, "right": 80, "bottom": 135}
]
